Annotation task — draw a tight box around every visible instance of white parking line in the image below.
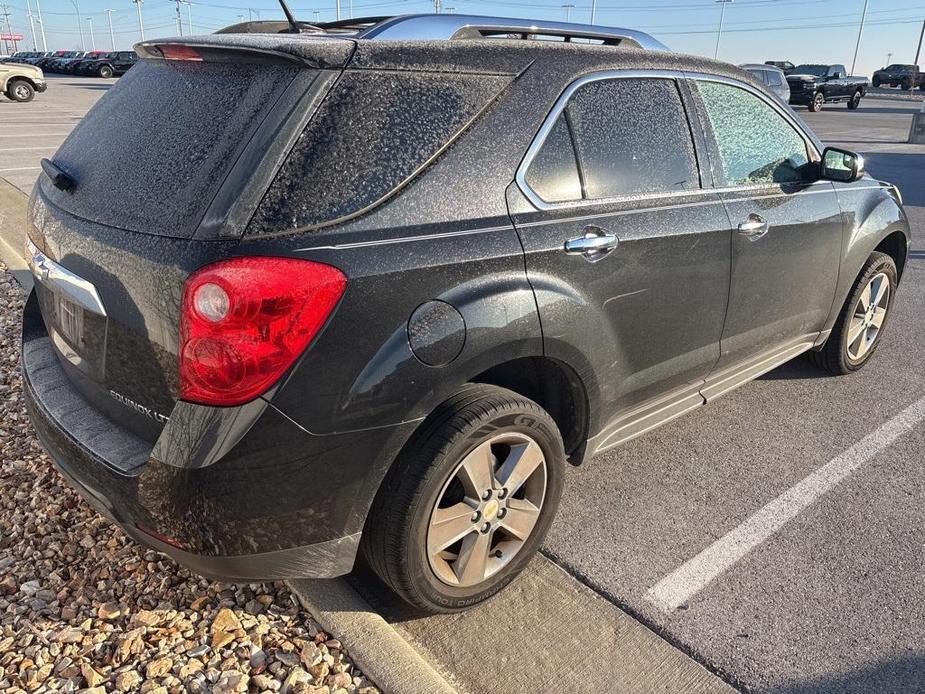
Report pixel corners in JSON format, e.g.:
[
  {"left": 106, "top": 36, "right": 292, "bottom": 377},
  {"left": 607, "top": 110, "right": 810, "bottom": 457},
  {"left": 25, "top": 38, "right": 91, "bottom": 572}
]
[
  {"left": 645, "top": 393, "right": 925, "bottom": 613},
  {"left": 0, "top": 166, "right": 41, "bottom": 172},
  {"left": 0, "top": 146, "right": 58, "bottom": 151}
]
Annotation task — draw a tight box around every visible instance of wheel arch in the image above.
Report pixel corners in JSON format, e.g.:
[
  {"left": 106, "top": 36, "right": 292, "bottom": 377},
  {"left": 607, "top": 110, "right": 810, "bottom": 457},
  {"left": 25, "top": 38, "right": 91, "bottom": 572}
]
[
  {"left": 874, "top": 229, "right": 908, "bottom": 282},
  {"left": 470, "top": 356, "right": 590, "bottom": 465}
]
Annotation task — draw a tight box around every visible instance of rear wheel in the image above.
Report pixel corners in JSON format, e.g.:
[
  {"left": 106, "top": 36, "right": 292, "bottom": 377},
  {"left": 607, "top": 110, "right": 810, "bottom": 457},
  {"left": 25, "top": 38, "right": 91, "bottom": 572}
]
[
  {"left": 362, "top": 385, "right": 565, "bottom": 613},
  {"left": 809, "top": 252, "right": 897, "bottom": 375},
  {"left": 6, "top": 79, "right": 34, "bottom": 103},
  {"left": 872, "top": 75, "right": 882, "bottom": 88},
  {"left": 808, "top": 91, "right": 825, "bottom": 112},
  {"left": 99, "top": 65, "right": 113, "bottom": 78},
  {"left": 847, "top": 89, "right": 862, "bottom": 109}
]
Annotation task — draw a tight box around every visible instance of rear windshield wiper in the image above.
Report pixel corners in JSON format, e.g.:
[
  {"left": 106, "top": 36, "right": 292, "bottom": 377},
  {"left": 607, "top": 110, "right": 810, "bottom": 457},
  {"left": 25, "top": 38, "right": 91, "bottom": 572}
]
[{"left": 40, "top": 158, "right": 77, "bottom": 193}]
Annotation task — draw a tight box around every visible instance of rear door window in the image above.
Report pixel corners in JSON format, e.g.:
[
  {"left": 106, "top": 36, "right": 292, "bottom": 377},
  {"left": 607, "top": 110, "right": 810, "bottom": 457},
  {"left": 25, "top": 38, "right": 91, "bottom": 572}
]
[
  {"left": 523, "top": 77, "right": 699, "bottom": 204},
  {"left": 766, "top": 70, "right": 783, "bottom": 87}
]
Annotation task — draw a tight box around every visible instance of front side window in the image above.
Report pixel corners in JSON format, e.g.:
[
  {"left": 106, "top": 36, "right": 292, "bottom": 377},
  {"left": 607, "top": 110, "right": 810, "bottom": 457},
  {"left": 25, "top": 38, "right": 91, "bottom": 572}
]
[
  {"left": 523, "top": 77, "right": 699, "bottom": 203},
  {"left": 696, "top": 80, "right": 810, "bottom": 186}
]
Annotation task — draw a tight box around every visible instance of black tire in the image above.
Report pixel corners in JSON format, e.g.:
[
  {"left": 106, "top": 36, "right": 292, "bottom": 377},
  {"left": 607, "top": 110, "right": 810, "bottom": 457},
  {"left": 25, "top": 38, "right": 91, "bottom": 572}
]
[
  {"left": 872, "top": 75, "right": 882, "bottom": 88},
  {"left": 361, "top": 384, "right": 566, "bottom": 613},
  {"left": 901, "top": 78, "right": 912, "bottom": 91},
  {"left": 809, "top": 252, "right": 897, "bottom": 375},
  {"left": 808, "top": 91, "right": 824, "bottom": 112},
  {"left": 847, "top": 89, "right": 862, "bottom": 109},
  {"left": 6, "top": 79, "right": 35, "bottom": 103},
  {"left": 99, "top": 65, "right": 113, "bottom": 78}
]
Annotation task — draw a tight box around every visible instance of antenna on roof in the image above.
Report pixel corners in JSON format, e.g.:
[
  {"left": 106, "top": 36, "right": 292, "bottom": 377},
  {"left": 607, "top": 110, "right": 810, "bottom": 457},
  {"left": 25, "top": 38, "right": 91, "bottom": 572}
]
[{"left": 276, "top": 0, "right": 302, "bottom": 33}]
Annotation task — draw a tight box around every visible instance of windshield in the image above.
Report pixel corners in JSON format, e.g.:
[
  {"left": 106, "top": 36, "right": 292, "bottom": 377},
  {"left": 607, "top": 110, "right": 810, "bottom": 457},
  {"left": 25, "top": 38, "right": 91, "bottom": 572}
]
[{"left": 792, "top": 65, "right": 828, "bottom": 76}]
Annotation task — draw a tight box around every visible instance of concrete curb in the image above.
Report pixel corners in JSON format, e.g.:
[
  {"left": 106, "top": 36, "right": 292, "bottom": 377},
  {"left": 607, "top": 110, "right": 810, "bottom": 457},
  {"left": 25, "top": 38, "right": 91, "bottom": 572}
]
[
  {"left": 0, "top": 178, "right": 32, "bottom": 291},
  {"left": 287, "top": 579, "right": 460, "bottom": 694}
]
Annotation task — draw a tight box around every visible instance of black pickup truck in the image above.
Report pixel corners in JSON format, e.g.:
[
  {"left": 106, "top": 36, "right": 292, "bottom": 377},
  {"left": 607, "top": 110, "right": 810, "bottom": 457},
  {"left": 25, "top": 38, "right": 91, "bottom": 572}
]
[
  {"left": 787, "top": 64, "right": 870, "bottom": 111},
  {"left": 872, "top": 64, "right": 924, "bottom": 91}
]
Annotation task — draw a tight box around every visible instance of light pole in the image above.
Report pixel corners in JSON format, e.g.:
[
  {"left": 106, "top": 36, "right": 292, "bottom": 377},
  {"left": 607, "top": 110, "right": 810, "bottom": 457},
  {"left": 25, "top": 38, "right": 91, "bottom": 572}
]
[
  {"left": 70, "top": 0, "right": 85, "bottom": 50},
  {"left": 25, "top": 0, "right": 37, "bottom": 50},
  {"left": 850, "top": 0, "right": 869, "bottom": 76},
  {"left": 312, "top": 9, "right": 319, "bottom": 22},
  {"left": 562, "top": 3, "right": 574, "bottom": 22},
  {"left": 184, "top": 0, "right": 192, "bottom": 34},
  {"left": 714, "top": 0, "right": 733, "bottom": 60},
  {"left": 335, "top": 0, "right": 340, "bottom": 20},
  {"left": 915, "top": 19, "right": 925, "bottom": 66},
  {"left": 174, "top": 0, "right": 182, "bottom": 34},
  {"left": 590, "top": 0, "right": 596, "bottom": 25},
  {"left": 104, "top": 8, "right": 114, "bottom": 49},
  {"left": 133, "top": 0, "right": 144, "bottom": 41},
  {"left": 86, "top": 16, "right": 94, "bottom": 49},
  {"left": 35, "top": 0, "right": 47, "bottom": 51}
]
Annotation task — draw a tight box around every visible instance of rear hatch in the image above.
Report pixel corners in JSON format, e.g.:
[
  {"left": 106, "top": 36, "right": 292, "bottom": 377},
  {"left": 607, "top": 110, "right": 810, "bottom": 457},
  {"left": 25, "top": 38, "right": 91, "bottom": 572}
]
[{"left": 28, "top": 37, "right": 352, "bottom": 443}]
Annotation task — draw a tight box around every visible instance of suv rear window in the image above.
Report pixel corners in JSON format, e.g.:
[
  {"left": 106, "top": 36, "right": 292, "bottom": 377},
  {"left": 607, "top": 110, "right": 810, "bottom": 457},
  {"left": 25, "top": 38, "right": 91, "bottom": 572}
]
[
  {"left": 42, "top": 60, "right": 300, "bottom": 238},
  {"left": 247, "top": 70, "right": 511, "bottom": 235}
]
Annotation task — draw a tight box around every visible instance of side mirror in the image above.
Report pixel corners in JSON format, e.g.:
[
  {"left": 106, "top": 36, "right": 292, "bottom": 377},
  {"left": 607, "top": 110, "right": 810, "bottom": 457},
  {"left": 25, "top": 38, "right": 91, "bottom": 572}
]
[{"left": 820, "top": 147, "right": 864, "bottom": 183}]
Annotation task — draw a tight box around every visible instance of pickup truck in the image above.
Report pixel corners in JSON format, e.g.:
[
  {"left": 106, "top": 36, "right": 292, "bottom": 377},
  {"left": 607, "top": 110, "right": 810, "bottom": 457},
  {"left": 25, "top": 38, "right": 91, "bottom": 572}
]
[
  {"left": 872, "top": 64, "right": 924, "bottom": 91},
  {"left": 0, "top": 60, "right": 47, "bottom": 102},
  {"left": 786, "top": 64, "right": 869, "bottom": 111}
]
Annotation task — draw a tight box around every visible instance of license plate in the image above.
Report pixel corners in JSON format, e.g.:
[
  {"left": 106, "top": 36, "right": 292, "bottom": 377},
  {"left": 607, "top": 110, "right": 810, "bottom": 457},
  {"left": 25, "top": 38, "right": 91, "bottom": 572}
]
[{"left": 55, "top": 293, "right": 85, "bottom": 348}]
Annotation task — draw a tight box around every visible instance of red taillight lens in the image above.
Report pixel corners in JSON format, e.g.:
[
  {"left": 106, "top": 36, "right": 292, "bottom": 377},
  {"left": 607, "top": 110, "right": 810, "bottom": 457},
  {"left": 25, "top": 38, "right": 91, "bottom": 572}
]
[
  {"left": 179, "top": 257, "right": 347, "bottom": 406},
  {"left": 158, "top": 44, "right": 203, "bottom": 62}
]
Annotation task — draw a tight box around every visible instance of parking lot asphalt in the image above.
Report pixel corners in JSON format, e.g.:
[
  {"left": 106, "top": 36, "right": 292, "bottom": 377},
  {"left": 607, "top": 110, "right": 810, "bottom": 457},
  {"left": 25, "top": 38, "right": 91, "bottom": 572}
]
[
  {"left": 0, "top": 74, "right": 112, "bottom": 194},
  {"left": 545, "top": 98, "right": 925, "bottom": 693},
  {"left": 2, "top": 75, "right": 924, "bottom": 694}
]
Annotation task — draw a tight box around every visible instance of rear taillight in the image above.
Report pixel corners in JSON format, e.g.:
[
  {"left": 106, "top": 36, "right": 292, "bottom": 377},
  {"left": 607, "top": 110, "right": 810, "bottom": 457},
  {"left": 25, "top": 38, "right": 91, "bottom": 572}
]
[{"left": 179, "top": 257, "right": 347, "bottom": 406}]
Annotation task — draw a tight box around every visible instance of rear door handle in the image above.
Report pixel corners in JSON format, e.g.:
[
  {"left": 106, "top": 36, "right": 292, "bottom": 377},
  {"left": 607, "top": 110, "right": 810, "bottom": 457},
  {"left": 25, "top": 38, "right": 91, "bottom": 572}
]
[
  {"left": 564, "top": 226, "right": 619, "bottom": 261},
  {"left": 737, "top": 214, "right": 770, "bottom": 241}
]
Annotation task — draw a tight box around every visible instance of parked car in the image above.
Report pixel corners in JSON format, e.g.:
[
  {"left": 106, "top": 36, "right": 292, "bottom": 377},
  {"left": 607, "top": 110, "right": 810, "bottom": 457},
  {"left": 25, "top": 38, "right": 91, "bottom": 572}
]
[
  {"left": 36, "top": 51, "right": 68, "bottom": 70},
  {"left": 787, "top": 63, "right": 869, "bottom": 111},
  {"left": 872, "top": 64, "right": 924, "bottom": 90},
  {"left": 68, "top": 50, "right": 108, "bottom": 74},
  {"left": 765, "top": 60, "right": 794, "bottom": 74},
  {"left": 77, "top": 50, "right": 138, "bottom": 77},
  {"left": 22, "top": 15, "right": 910, "bottom": 613},
  {"left": 742, "top": 63, "right": 790, "bottom": 102},
  {"left": 0, "top": 60, "right": 47, "bottom": 101}
]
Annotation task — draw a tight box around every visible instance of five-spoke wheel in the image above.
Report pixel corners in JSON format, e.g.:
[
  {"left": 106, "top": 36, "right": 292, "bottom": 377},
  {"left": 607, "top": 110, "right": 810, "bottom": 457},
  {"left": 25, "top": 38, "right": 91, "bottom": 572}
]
[{"left": 362, "top": 385, "right": 564, "bottom": 613}]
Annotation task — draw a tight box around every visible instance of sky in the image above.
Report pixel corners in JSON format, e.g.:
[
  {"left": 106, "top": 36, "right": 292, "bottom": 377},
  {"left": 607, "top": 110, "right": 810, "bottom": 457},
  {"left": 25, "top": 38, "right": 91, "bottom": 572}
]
[{"left": 1, "top": 0, "right": 924, "bottom": 78}]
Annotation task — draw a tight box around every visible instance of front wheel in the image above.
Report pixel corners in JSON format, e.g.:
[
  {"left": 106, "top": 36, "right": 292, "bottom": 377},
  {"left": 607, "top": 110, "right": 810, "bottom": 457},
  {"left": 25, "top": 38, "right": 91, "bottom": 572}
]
[
  {"left": 808, "top": 91, "right": 825, "bottom": 112},
  {"left": 872, "top": 75, "right": 882, "bottom": 88},
  {"left": 6, "top": 79, "right": 35, "bottom": 103},
  {"left": 362, "top": 385, "right": 565, "bottom": 613},
  {"left": 99, "top": 65, "right": 113, "bottom": 78},
  {"left": 901, "top": 78, "right": 912, "bottom": 91},
  {"left": 847, "top": 89, "right": 862, "bottom": 109},
  {"left": 809, "top": 252, "right": 897, "bottom": 375}
]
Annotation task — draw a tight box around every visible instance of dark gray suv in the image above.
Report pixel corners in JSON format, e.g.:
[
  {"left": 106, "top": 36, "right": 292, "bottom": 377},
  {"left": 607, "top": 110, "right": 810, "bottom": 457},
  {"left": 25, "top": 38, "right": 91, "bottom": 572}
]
[{"left": 21, "top": 15, "right": 911, "bottom": 613}]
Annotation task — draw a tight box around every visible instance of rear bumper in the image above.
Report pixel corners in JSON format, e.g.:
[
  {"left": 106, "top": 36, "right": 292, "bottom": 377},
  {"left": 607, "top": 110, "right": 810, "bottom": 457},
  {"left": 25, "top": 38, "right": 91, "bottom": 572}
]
[{"left": 21, "top": 291, "right": 412, "bottom": 580}]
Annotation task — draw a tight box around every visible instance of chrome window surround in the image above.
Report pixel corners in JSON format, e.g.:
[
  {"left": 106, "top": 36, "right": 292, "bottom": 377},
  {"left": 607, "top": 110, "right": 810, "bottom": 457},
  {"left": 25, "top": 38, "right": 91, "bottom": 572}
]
[{"left": 515, "top": 69, "right": 824, "bottom": 212}]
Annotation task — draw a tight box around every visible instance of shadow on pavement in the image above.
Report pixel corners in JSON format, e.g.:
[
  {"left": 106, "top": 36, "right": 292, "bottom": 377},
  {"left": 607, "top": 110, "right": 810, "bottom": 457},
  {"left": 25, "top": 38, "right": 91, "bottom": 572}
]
[{"left": 778, "top": 654, "right": 925, "bottom": 694}]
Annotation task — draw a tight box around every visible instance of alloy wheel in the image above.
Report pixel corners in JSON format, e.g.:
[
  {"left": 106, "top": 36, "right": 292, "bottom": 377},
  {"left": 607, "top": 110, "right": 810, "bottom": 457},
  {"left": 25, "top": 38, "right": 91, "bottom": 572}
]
[
  {"left": 846, "top": 272, "right": 890, "bottom": 361},
  {"left": 813, "top": 93, "right": 824, "bottom": 110},
  {"left": 426, "top": 433, "right": 547, "bottom": 587},
  {"left": 14, "top": 84, "right": 30, "bottom": 100}
]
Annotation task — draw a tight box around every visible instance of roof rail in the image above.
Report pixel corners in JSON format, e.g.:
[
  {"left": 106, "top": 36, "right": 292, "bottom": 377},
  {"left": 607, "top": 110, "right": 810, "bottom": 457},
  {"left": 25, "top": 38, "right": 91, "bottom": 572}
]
[{"left": 354, "top": 14, "right": 669, "bottom": 51}]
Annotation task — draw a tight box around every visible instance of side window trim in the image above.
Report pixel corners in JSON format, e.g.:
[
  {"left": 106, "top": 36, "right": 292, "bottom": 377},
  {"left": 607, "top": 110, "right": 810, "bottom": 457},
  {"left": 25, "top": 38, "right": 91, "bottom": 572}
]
[
  {"left": 682, "top": 71, "right": 822, "bottom": 191},
  {"left": 515, "top": 69, "right": 703, "bottom": 211}
]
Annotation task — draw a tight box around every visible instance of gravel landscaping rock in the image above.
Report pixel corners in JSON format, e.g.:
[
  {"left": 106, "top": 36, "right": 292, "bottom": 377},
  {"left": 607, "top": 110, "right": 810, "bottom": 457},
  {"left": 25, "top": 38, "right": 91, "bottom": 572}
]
[{"left": 0, "top": 266, "right": 380, "bottom": 694}]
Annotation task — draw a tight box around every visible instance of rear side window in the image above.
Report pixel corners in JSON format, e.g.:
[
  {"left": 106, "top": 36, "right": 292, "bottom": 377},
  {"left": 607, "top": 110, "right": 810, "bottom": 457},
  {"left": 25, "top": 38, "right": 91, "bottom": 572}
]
[
  {"left": 766, "top": 70, "right": 783, "bottom": 87},
  {"left": 43, "top": 60, "right": 300, "bottom": 237},
  {"left": 247, "top": 70, "right": 511, "bottom": 235},
  {"left": 696, "top": 80, "right": 810, "bottom": 186},
  {"left": 523, "top": 115, "right": 582, "bottom": 203},
  {"left": 524, "top": 77, "right": 699, "bottom": 203}
]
